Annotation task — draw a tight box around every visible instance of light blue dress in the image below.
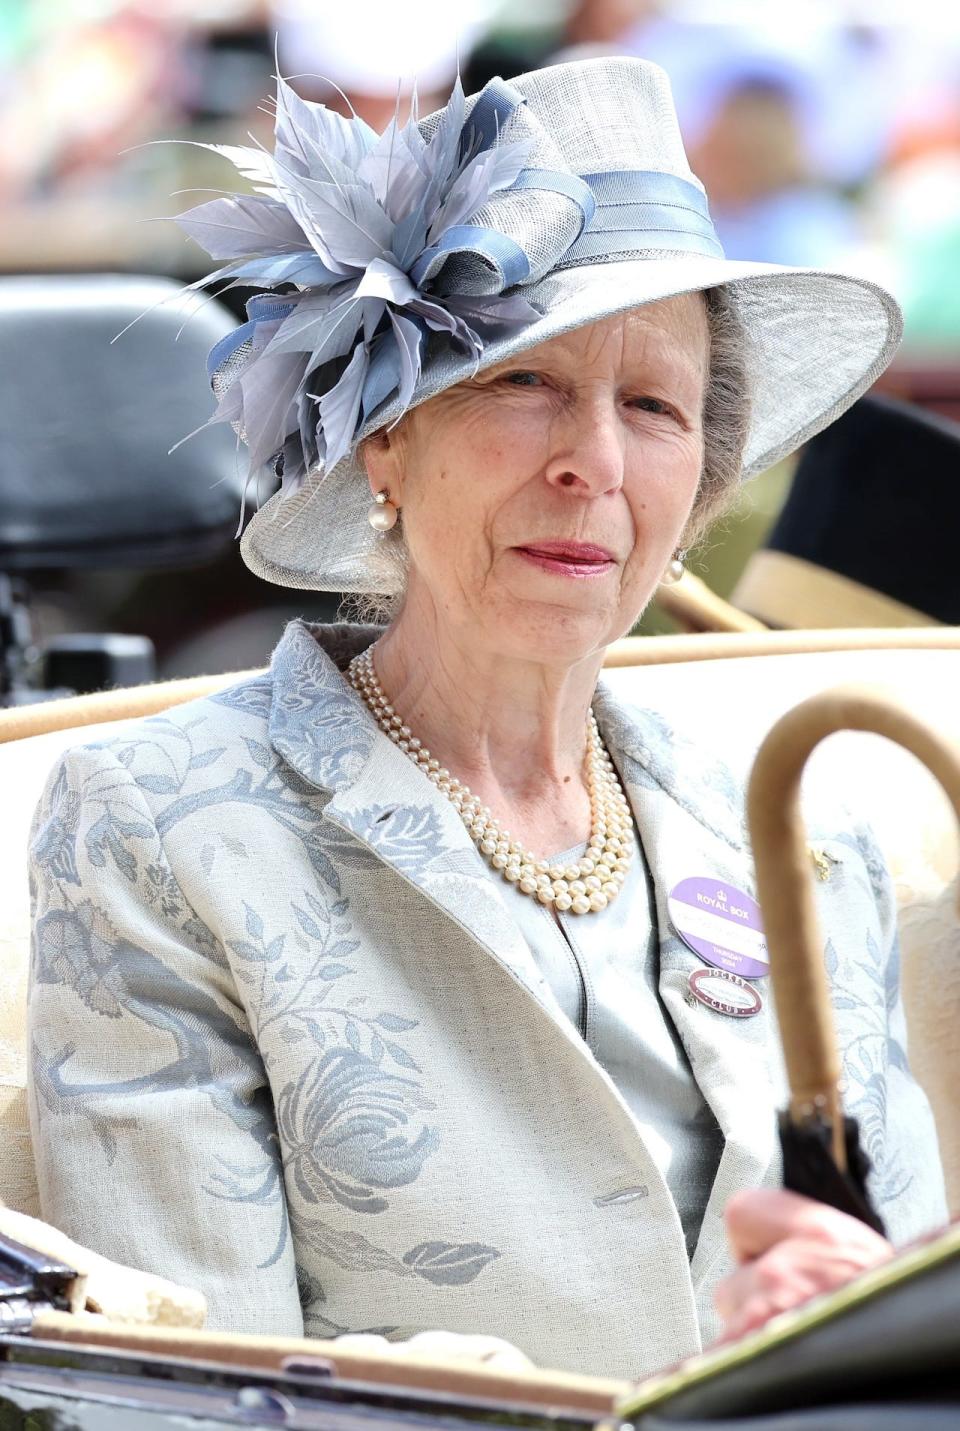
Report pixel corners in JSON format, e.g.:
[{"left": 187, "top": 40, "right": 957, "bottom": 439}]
[{"left": 491, "top": 826, "right": 724, "bottom": 1256}]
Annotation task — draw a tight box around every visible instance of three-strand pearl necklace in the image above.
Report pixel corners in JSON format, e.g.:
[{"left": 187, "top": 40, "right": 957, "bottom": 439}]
[{"left": 348, "top": 646, "right": 634, "bottom": 915}]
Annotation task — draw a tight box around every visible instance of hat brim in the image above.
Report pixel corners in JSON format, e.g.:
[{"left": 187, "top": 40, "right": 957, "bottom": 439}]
[{"left": 240, "top": 255, "right": 901, "bottom": 593}]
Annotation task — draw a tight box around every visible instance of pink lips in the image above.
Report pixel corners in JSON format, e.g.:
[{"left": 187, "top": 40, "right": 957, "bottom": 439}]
[{"left": 514, "top": 540, "right": 616, "bottom": 578}]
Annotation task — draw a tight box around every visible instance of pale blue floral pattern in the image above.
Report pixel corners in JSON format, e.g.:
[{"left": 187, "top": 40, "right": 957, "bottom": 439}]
[
  {"left": 27, "top": 618, "right": 943, "bottom": 1352},
  {"left": 29, "top": 622, "right": 506, "bottom": 1324}
]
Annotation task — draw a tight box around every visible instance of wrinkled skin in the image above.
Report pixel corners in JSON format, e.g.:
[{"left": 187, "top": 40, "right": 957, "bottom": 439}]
[
  {"left": 362, "top": 297, "right": 710, "bottom": 856},
  {"left": 366, "top": 297, "right": 709, "bottom": 667}
]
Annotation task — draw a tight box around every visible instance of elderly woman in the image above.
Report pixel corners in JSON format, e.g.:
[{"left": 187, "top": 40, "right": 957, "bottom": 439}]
[{"left": 28, "top": 58, "right": 944, "bottom": 1378}]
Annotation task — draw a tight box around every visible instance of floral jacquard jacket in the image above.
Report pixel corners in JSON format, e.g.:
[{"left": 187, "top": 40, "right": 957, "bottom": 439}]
[{"left": 27, "top": 620, "right": 946, "bottom": 1379}]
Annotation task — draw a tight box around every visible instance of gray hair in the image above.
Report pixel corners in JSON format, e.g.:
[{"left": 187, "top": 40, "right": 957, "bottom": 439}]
[
  {"left": 355, "top": 286, "right": 751, "bottom": 618},
  {"left": 683, "top": 285, "right": 752, "bottom": 550}
]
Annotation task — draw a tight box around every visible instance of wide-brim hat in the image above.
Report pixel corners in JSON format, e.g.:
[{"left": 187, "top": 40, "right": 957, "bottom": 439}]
[{"left": 177, "top": 57, "right": 902, "bottom": 595}]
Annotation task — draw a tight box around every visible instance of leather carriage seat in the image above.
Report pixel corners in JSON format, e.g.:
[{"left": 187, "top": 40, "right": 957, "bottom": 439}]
[
  {"left": 0, "top": 273, "right": 244, "bottom": 574},
  {"left": 2, "top": 632, "right": 959, "bottom": 1227}
]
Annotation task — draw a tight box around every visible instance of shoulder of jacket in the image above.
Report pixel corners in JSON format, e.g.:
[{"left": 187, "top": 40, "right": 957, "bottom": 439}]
[
  {"left": 34, "top": 670, "right": 277, "bottom": 815},
  {"left": 82, "top": 671, "right": 274, "bottom": 760}
]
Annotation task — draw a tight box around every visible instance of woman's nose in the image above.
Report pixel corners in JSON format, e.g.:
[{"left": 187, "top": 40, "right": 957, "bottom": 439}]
[{"left": 542, "top": 396, "right": 626, "bottom": 497}]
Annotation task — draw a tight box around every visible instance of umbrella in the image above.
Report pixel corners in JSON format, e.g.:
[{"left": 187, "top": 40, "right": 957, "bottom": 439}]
[{"left": 746, "top": 686, "right": 960, "bottom": 1232}]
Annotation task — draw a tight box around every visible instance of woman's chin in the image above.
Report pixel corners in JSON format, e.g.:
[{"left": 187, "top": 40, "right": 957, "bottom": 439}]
[
  {"left": 486, "top": 562, "right": 651, "bottom": 648},
  {"left": 479, "top": 590, "right": 630, "bottom": 665}
]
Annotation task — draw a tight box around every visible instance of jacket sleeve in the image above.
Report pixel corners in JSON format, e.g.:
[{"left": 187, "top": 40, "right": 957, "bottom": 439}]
[
  {"left": 816, "top": 808, "right": 948, "bottom": 1242},
  {"left": 27, "top": 742, "right": 303, "bottom": 1336}
]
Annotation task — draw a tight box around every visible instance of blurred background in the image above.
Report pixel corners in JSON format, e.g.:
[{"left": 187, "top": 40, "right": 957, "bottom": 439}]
[{"left": 3, "top": 0, "right": 960, "bottom": 694}]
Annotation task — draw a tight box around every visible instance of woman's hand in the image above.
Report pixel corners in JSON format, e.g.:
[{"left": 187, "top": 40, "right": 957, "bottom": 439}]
[{"left": 714, "top": 1188, "right": 894, "bottom": 1342}]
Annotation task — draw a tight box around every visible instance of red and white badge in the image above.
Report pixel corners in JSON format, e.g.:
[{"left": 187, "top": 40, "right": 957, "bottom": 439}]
[{"left": 687, "top": 966, "right": 763, "bottom": 1018}]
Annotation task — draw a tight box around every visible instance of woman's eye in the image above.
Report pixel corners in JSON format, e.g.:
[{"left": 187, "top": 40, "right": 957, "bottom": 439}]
[
  {"left": 504, "top": 370, "right": 542, "bottom": 387},
  {"left": 629, "top": 395, "right": 670, "bottom": 415}
]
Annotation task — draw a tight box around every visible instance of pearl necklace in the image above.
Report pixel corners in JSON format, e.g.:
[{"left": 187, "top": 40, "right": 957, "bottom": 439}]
[{"left": 348, "top": 647, "right": 634, "bottom": 915}]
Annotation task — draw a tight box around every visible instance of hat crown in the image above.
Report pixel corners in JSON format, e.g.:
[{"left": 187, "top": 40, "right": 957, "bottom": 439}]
[
  {"left": 508, "top": 57, "right": 700, "bottom": 188},
  {"left": 416, "top": 58, "right": 712, "bottom": 295},
  {"left": 419, "top": 57, "right": 699, "bottom": 184}
]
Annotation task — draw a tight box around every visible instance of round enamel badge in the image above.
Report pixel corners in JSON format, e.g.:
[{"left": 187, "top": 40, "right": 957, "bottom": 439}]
[
  {"left": 687, "top": 967, "right": 763, "bottom": 1018},
  {"left": 668, "top": 876, "right": 769, "bottom": 980}
]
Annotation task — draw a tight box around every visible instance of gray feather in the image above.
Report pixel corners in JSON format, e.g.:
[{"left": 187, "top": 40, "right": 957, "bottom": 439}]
[
  {"left": 316, "top": 343, "right": 370, "bottom": 472},
  {"left": 448, "top": 292, "right": 543, "bottom": 329},
  {"left": 359, "top": 120, "right": 429, "bottom": 220},
  {"left": 175, "top": 194, "right": 305, "bottom": 260},
  {"left": 273, "top": 72, "right": 377, "bottom": 176},
  {"left": 238, "top": 351, "right": 309, "bottom": 471},
  {"left": 410, "top": 76, "right": 467, "bottom": 233},
  {"left": 261, "top": 291, "right": 365, "bottom": 359},
  {"left": 228, "top": 252, "right": 342, "bottom": 287},
  {"left": 389, "top": 312, "right": 424, "bottom": 411},
  {"left": 361, "top": 338, "right": 401, "bottom": 422},
  {"left": 155, "top": 139, "right": 278, "bottom": 195},
  {"left": 274, "top": 170, "right": 392, "bottom": 270},
  {"left": 427, "top": 137, "right": 534, "bottom": 241}
]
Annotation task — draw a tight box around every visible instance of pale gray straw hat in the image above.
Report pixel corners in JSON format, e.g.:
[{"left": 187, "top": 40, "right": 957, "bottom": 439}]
[{"left": 175, "top": 56, "right": 902, "bottom": 595}]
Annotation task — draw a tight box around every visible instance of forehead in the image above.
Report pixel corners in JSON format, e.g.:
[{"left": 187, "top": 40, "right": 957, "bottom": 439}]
[{"left": 495, "top": 293, "right": 709, "bottom": 378}]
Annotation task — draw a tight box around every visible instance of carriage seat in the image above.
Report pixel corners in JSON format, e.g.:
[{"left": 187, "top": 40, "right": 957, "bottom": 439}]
[{"left": 2, "top": 638, "right": 959, "bottom": 1224}]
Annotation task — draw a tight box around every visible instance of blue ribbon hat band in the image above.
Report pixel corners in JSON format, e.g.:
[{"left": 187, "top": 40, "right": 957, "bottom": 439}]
[
  {"left": 564, "top": 169, "right": 725, "bottom": 263},
  {"left": 457, "top": 79, "right": 721, "bottom": 267},
  {"left": 412, "top": 164, "right": 724, "bottom": 295}
]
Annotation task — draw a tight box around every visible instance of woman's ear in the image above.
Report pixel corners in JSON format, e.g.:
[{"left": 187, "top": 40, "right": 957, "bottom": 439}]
[{"left": 360, "top": 426, "right": 405, "bottom": 503}]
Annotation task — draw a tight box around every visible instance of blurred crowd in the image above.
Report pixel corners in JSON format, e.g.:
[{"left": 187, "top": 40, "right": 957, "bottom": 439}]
[
  {"left": 3, "top": 1, "right": 960, "bottom": 692},
  {"left": 5, "top": 0, "right": 960, "bottom": 346}
]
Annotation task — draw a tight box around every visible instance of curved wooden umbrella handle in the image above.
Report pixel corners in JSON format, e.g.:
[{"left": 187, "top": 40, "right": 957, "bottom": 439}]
[{"left": 747, "top": 686, "right": 960, "bottom": 1171}]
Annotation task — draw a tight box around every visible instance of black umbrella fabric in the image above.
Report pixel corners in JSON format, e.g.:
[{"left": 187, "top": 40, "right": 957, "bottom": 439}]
[{"left": 778, "top": 1111, "right": 885, "bottom": 1235}]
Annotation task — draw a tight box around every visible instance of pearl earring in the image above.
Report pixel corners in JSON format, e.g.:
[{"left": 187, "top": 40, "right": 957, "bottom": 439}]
[
  {"left": 660, "top": 549, "right": 686, "bottom": 585},
  {"left": 367, "top": 491, "right": 398, "bottom": 531}
]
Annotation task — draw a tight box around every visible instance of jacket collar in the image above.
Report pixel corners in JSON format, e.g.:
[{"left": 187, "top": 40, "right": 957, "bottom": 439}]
[
  {"left": 267, "top": 619, "right": 382, "bottom": 792},
  {"left": 268, "top": 620, "right": 749, "bottom": 846},
  {"left": 267, "top": 620, "right": 562, "bottom": 1012}
]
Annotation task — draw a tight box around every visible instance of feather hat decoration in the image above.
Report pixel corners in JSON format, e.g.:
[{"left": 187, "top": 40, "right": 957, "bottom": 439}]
[{"left": 174, "top": 70, "right": 591, "bottom": 499}]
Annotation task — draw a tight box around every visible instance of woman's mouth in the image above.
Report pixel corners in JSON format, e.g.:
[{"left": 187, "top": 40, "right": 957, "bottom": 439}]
[{"left": 513, "top": 541, "right": 616, "bottom": 579}]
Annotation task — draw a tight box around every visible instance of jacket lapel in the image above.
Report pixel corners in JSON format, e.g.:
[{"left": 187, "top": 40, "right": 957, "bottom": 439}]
[
  {"left": 266, "top": 620, "right": 577, "bottom": 1021},
  {"left": 595, "top": 678, "right": 786, "bottom": 1291}
]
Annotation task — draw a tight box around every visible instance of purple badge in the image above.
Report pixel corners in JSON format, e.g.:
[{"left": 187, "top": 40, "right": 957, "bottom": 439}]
[{"left": 668, "top": 876, "right": 769, "bottom": 980}]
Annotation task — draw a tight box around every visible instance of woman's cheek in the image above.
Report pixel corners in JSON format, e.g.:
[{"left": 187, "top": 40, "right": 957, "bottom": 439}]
[{"left": 625, "top": 451, "right": 701, "bottom": 546}]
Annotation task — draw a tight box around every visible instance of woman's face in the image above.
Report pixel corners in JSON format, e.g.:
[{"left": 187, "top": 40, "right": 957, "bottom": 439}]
[{"left": 364, "top": 294, "right": 710, "bottom": 663}]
